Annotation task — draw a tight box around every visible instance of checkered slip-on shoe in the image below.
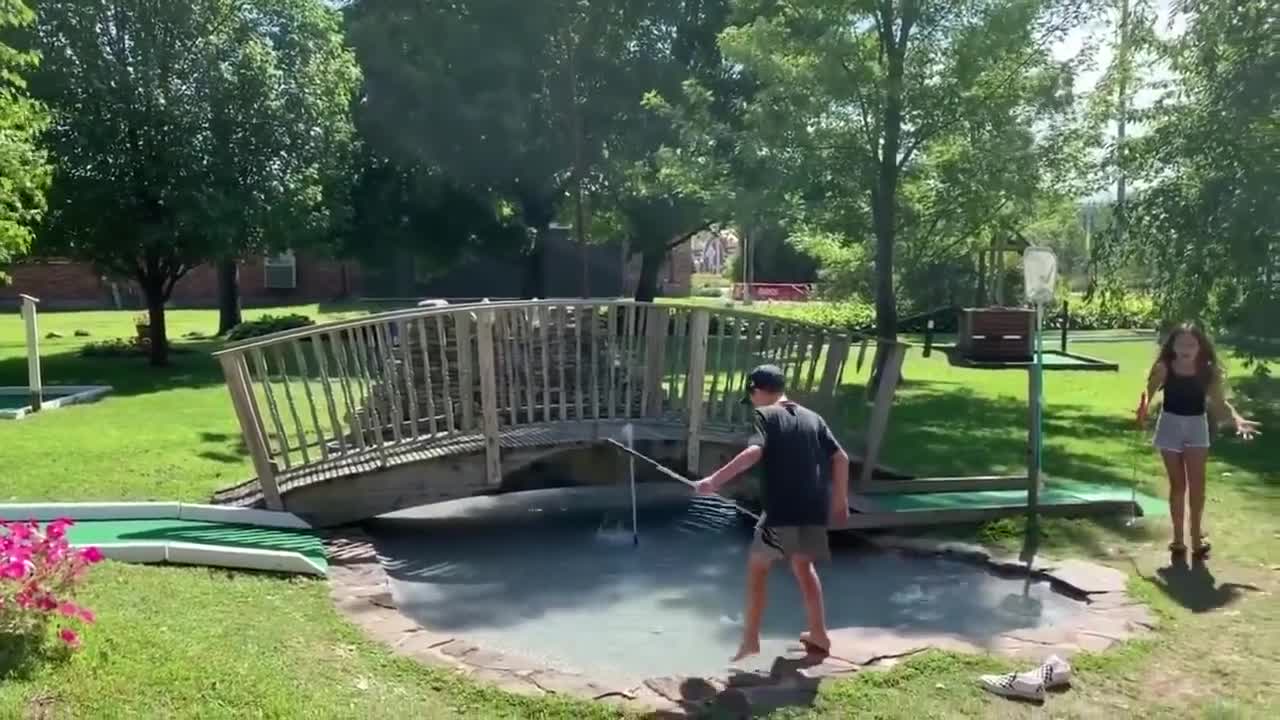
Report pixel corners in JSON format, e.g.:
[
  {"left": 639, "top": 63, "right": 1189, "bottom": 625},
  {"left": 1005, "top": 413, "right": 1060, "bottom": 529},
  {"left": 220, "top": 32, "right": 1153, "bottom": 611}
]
[
  {"left": 978, "top": 671, "right": 1046, "bottom": 702},
  {"left": 1038, "top": 655, "right": 1072, "bottom": 689}
]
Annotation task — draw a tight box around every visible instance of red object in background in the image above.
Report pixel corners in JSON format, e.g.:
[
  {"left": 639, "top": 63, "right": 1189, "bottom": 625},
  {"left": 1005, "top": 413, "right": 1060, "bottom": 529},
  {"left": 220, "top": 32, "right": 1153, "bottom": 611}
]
[{"left": 731, "top": 283, "right": 815, "bottom": 301}]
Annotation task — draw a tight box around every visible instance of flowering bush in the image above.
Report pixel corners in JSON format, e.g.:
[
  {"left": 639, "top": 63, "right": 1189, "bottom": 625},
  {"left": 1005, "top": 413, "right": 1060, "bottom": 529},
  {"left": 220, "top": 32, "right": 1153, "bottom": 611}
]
[{"left": 1, "top": 519, "right": 104, "bottom": 651}]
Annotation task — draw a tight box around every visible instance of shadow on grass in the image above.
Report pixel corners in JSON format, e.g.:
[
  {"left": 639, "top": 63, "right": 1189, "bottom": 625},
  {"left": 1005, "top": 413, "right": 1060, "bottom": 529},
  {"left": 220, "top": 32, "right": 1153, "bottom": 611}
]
[
  {"left": 832, "top": 379, "right": 1139, "bottom": 486},
  {"left": 1214, "top": 374, "right": 1280, "bottom": 481},
  {"left": 0, "top": 630, "right": 72, "bottom": 682},
  {"left": 1147, "top": 554, "right": 1262, "bottom": 613},
  {"left": 196, "top": 432, "right": 250, "bottom": 465},
  {"left": 0, "top": 340, "right": 226, "bottom": 398}
]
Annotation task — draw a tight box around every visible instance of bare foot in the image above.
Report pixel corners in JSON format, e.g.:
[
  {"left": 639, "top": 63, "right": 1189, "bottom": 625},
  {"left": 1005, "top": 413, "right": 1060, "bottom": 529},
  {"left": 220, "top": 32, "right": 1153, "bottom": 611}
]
[
  {"left": 730, "top": 638, "right": 760, "bottom": 662},
  {"left": 800, "top": 631, "right": 830, "bottom": 654}
]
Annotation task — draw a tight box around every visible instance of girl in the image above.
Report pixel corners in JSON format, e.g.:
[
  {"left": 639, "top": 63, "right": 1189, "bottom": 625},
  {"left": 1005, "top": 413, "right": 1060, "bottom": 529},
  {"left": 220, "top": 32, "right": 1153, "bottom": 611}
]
[{"left": 1139, "top": 323, "right": 1260, "bottom": 557}]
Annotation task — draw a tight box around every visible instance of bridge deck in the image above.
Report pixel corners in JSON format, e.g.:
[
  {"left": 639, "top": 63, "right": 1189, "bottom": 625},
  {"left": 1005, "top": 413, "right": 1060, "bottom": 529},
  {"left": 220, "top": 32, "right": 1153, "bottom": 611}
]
[{"left": 213, "top": 419, "right": 746, "bottom": 508}]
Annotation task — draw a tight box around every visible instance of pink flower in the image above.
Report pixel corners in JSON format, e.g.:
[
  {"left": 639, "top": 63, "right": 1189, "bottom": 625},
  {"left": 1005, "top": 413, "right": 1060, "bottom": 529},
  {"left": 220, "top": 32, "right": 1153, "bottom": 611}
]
[
  {"left": 78, "top": 547, "right": 105, "bottom": 564},
  {"left": 1, "top": 559, "right": 27, "bottom": 580},
  {"left": 46, "top": 519, "right": 72, "bottom": 540},
  {"left": 2, "top": 521, "right": 101, "bottom": 652},
  {"left": 59, "top": 628, "right": 80, "bottom": 648}
]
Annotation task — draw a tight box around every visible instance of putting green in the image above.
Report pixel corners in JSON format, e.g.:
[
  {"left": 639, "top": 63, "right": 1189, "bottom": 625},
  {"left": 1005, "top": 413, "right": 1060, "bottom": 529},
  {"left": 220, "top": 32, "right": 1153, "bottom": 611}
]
[
  {"left": 64, "top": 519, "right": 327, "bottom": 571},
  {"left": 867, "top": 480, "right": 1166, "bottom": 518}
]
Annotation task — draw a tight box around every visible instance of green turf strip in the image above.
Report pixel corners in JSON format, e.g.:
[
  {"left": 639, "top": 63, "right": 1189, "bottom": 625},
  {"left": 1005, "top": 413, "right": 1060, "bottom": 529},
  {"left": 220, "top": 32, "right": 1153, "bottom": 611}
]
[
  {"left": 64, "top": 519, "right": 327, "bottom": 570},
  {"left": 867, "top": 480, "right": 1166, "bottom": 518}
]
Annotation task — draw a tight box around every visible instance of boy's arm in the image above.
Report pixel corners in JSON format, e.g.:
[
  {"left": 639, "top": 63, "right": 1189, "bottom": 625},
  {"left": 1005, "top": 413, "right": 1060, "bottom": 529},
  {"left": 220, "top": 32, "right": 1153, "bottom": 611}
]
[
  {"left": 698, "top": 445, "right": 764, "bottom": 494},
  {"left": 821, "top": 420, "right": 849, "bottom": 523},
  {"left": 697, "top": 410, "right": 766, "bottom": 493},
  {"left": 829, "top": 447, "right": 850, "bottom": 523}
]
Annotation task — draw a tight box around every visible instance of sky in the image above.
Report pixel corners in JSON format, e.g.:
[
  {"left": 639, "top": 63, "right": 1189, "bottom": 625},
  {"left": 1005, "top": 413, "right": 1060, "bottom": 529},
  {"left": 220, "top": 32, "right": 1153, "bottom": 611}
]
[
  {"left": 1054, "top": 0, "right": 1185, "bottom": 111},
  {"left": 1051, "top": 0, "right": 1186, "bottom": 199}
]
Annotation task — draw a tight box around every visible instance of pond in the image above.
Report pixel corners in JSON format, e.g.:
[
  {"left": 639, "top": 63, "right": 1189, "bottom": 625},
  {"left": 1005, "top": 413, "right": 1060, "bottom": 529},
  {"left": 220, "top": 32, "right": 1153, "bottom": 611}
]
[{"left": 370, "top": 486, "right": 1086, "bottom": 687}]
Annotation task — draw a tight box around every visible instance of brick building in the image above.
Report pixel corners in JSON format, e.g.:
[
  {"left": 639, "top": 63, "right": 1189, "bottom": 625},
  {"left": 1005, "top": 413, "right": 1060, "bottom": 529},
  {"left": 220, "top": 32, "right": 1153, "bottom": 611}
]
[
  {"left": 0, "top": 254, "right": 360, "bottom": 310},
  {"left": 2, "top": 235, "right": 691, "bottom": 310}
]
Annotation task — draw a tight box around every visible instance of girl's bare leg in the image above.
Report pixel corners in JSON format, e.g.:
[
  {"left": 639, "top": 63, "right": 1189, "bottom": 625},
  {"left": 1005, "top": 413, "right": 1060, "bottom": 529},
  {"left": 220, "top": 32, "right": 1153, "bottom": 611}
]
[
  {"left": 1161, "top": 450, "right": 1188, "bottom": 548},
  {"left": 1183, "top": 447, "right": 1209, "bottom": 551}
]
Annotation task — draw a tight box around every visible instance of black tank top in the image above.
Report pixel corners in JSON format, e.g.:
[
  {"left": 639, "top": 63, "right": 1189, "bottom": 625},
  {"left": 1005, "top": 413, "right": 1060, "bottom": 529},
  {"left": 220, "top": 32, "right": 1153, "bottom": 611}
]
[{"left": 1163, "top": 365, "right": 1206, "bottom": 416}]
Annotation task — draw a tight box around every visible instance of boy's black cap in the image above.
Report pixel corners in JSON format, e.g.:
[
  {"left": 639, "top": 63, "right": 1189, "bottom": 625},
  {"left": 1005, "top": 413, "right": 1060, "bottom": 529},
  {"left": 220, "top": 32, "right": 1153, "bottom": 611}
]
[{"left": 742, "top": 364, "right": 786, "bottom": 404}]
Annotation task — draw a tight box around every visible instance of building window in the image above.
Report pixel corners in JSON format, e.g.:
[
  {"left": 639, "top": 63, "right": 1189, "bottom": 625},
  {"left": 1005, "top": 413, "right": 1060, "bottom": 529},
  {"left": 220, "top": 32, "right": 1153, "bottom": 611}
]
[{"left": 264, "top": 251, "right": 298, "bottom": 290}]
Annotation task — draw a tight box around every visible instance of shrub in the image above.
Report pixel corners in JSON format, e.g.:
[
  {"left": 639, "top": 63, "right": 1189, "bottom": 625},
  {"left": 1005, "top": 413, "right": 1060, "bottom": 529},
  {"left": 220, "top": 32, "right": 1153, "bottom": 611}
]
[
  {"left": 80, "top": 338, "right": 193, "bottom": 358},
  {"left": 1047, "top": 293, "right": 1158, "bottom": 331},
  {"left": 740, "top": 299, "right": 876, "bottom": 330},
  {"left": 79, "top": 338, "right": 142, "bottom": 358},
  {"left": 1, "top": 519, "right": 104, "bottom": 658},
  {"left": 225, "top": 313, "right": 315, "bottom": 341}
]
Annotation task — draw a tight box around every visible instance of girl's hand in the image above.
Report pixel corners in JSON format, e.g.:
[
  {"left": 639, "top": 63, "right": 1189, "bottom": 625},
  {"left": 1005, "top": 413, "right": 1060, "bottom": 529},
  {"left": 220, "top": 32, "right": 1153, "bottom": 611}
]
[
  {"left": 1234, "top": 418, "right": 1261, "bottom": 440},
  {"left": 1135, "top": 392, "right": 1148, "bottom": 428}
]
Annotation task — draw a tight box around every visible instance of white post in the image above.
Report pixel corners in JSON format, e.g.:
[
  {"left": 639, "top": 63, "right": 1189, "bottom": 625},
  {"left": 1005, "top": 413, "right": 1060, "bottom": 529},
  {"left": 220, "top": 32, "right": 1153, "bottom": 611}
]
[{"left": 20, "top": 294, "right": 41, "bottom": 412}]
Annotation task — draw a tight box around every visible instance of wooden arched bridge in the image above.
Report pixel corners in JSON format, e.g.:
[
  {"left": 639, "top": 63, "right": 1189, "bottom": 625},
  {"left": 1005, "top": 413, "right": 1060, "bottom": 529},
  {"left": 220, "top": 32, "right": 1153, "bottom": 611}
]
[
  {"left": 213, "top": 300, "right": 856, "bottom": 526},
  {"left": 212, "top": 299, "right": 1140, "bottom": 528}
]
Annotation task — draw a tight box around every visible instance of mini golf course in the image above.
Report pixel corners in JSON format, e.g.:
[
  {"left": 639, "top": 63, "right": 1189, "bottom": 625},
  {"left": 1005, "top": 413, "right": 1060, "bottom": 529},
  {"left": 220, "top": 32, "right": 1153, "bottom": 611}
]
[{"left": 0, "top": 503, "right": 326, "bottom": 576}]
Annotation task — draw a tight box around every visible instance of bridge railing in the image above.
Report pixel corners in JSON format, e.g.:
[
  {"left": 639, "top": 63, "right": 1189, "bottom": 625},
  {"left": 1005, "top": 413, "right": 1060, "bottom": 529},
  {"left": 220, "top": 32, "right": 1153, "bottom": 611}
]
[{"left": 214, "top": 300, "right": 853, "bottom": 509}]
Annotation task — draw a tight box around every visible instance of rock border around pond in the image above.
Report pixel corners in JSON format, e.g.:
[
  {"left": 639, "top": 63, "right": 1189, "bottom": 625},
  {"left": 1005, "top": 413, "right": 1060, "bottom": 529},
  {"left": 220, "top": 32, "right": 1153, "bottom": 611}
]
[{"left": 327, "top": 531, "right": 1157, "bottom": 717}]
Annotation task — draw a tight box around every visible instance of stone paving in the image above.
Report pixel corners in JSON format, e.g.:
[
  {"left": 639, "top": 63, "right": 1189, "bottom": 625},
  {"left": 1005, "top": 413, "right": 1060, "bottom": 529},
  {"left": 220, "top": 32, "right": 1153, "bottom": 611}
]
[{"left": 328, "top": 530, "right": 1156, "bottom": 717}]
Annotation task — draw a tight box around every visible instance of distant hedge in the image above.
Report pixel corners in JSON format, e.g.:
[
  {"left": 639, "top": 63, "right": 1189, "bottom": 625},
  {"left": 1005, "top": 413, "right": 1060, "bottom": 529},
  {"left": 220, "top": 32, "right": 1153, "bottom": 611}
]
[
  {"left": 225, "top": 314, "right": 315, "bottom": 341},
  {"left": 715, "top": 294, "right": 1157, "bottom": 333}
]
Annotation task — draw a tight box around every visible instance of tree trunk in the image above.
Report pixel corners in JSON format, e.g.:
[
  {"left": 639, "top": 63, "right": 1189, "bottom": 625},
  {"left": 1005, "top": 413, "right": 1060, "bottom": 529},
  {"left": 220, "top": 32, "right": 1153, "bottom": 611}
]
[
  {"left": 868, "top": 18, "right": 909, "bottom": 391},
  {"left": 217, "top": 257, "right": 242, "bottom": 335},
  {"left": 520, "top": 193, "right": 556, "bottom": 299},
  {"left": 144, "top": 285, "right": 169, "bottom": 367},
  {"left": 634, "top": 247, "right": 664, "bottom": 303},
  {"left": 523, "top": 230, "right": 547, "bottom": 299}
]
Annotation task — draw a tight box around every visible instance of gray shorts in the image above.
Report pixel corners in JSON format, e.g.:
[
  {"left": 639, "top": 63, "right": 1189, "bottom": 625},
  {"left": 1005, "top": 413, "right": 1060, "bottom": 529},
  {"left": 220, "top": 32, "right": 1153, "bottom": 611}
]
[
  {"left": 751, "top": 525, "right": 831, "bottom": 563},
  {"left": 1154, "top": 412, "right": 1210, "bottom": 453}
]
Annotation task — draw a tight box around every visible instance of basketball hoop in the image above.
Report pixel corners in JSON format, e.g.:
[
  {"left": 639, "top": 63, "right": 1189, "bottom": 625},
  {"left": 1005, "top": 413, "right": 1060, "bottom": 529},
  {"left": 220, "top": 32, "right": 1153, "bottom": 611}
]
[{"left": 1022, "top": 246, "right": 1058, "bottom": 306}]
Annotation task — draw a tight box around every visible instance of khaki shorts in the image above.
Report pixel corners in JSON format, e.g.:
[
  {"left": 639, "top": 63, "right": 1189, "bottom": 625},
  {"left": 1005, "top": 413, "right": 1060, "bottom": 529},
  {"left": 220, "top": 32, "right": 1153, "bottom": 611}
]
[{"left": 751, "top": 525, "right": 831, "bottom": 563}]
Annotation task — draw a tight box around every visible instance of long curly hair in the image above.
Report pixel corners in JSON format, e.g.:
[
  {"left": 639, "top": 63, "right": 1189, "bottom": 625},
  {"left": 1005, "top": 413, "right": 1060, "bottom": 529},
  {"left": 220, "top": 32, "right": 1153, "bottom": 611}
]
[{"left": 1158, "top": 322, "right": 1222, "bottom": 387}]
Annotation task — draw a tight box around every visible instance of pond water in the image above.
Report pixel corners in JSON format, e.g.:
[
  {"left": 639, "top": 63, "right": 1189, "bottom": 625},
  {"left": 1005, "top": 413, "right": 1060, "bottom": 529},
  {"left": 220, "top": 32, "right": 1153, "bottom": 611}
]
[{"left": 370, "top": 486, "right": 1085, "bottom": 686}]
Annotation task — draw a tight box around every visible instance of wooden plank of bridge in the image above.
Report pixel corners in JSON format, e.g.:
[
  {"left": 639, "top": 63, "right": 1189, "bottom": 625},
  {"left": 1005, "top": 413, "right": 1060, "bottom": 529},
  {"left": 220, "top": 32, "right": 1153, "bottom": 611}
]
[
  {"left": 685, "top": 310, "right": 711, "bottom": 474},
  {"left": 218, "top": 353, "right": 283, "bottom": 510},
  {"left": 642, "top": 305, "right": 668, "bottom": 418},
  {"left": 818, "top": 334, "right": 850, "bottom": 399},
  {"left": 475, "top": 309, "right": 502, "bottom": 485},
  {"left": 857, "top": 342, "right": 907, "bottom": 493},
  {"left": 456, "top": 313, "right": 474, "bottom": 431}
]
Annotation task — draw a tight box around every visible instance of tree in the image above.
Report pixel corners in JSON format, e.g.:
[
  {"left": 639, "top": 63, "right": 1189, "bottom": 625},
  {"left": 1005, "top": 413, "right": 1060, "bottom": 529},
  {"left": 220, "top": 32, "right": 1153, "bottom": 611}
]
[
  {"left": 340, "top": 148, "right": 528, "bottom": 290},
  {"left": 703, "top": 0, "right": 1088, "bottom": 336},
  {"left": 209, "top": 0, "right": 360, "bottom": 334},
  {"left": 0, "top": 0, "right": 50, "bottom": 275},
  {"left": 346, "top": 0, "right": 742, "bottom": 301},
  {"left": 1117, "top": 0, "right": 1278, "bottom": 343},
  {"left": 28, "top": 0, "right": 359, "bottom": 364},
  {"left": 345, "top": 0, "right": 578, "bottom": 297}
]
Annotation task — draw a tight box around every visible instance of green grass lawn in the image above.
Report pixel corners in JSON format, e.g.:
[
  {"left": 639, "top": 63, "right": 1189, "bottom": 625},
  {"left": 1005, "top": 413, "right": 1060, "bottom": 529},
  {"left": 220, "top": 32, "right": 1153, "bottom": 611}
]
[{"left": 2, "top": 304, "right": 1277, "bottom": 718}]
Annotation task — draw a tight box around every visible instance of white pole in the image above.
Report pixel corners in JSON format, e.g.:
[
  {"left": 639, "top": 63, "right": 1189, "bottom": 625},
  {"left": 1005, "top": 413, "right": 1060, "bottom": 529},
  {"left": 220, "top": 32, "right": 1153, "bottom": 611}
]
[
  {"left": 624, "top": 423, "right": 638, "bottom": 546},
  {"left": 21, "top": 294, "right": 42, "bottom": 411}
]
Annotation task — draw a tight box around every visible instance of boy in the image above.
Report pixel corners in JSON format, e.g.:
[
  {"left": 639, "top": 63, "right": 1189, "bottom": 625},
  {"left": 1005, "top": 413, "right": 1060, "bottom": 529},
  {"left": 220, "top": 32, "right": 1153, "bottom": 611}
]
[{"left": 694, "top": 364, "right": 849, "bottom": 661}]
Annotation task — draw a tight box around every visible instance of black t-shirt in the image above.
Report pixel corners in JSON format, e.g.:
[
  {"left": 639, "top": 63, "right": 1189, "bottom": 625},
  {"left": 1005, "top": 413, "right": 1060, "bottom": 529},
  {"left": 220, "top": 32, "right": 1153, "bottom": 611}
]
[{"left": 747, "top": 401, "right": 843, "bottom": 527}]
